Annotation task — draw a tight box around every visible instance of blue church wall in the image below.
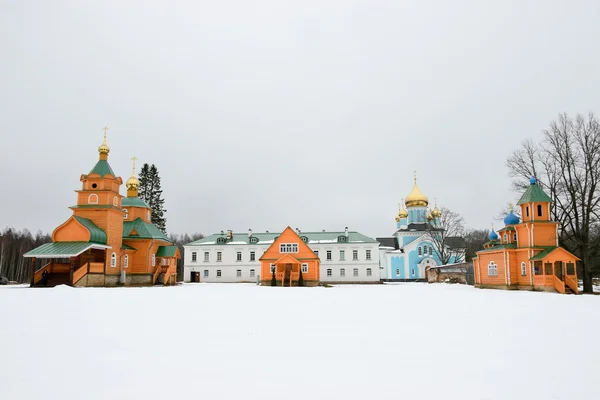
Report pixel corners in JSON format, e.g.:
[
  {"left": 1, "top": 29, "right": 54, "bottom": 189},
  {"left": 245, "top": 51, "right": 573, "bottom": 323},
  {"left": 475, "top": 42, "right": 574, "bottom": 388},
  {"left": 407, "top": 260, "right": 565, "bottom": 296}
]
[
  {"left": 401, "top": 235, "right": 419, "bottom": 247},
  {"left": 408, "top": 250, "right": 420, "bottom": 278},
  {"left": 390, "top": 256, "right": 405, "bottom": 279}
]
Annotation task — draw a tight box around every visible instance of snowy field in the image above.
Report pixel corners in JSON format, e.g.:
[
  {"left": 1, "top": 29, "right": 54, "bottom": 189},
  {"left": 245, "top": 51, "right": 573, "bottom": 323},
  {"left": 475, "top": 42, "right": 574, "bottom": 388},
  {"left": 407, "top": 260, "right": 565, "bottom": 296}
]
[{"left": 1, "top": 283, "right": 598, "bottom": 400}]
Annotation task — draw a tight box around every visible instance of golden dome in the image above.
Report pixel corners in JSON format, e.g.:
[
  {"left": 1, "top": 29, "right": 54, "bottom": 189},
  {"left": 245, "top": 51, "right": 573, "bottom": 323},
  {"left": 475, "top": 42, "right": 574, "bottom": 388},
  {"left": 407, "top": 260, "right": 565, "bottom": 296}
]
[
  {"left": 126, "top": 175, "right": 139, "bottom": 190},
  {"left": 98, "top": 127, "right": 110, "bottom": 155},
  {"left": 395, "top": 201, "right": 408, "bottom": 222},
  {"left": 405, "top": 172, "right": 428, "bottom": 207},
  {"left": 431, "top": 206, "right": 441, "bottom": 218}
]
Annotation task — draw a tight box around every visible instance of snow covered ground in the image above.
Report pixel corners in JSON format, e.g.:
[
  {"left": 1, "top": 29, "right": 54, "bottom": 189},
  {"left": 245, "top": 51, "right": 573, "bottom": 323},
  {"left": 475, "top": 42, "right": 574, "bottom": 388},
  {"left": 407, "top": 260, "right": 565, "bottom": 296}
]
[{"left": 0, "top": 283, "right": 598, "bottom": 400}]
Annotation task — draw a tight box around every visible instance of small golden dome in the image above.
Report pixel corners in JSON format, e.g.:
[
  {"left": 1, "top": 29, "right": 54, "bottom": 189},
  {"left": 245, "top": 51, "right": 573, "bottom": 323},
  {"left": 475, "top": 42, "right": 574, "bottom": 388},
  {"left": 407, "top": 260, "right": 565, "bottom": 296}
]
[
  {"left": 126, "top": 175, "right": 139, "bottom": 189},
  {"left": 405, "top": 173, "right": 428, "bottom": 207},
  {"left": 431, "top": 206, "right": 441, "bottom": 218},
  {"left": 395, "top": 201, "right": 408, "bottom": 222},
  {"left": 98, "top": 127, "right": 110, "bottom": 155}
]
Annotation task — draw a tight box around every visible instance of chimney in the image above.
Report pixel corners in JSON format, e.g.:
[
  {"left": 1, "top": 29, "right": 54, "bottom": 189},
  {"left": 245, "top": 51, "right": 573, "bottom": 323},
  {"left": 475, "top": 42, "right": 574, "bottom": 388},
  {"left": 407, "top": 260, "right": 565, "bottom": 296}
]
[
  {"left": 296, "top": 228, "right": 300, "bottom": 234},
  {"left": 266, "top": 230, "right": 269, "bottom": 233},
  {"left": 220, "top": 230, "right": 224, "bottom": 235},
  {"left": 345, "top": 227, "right": 349, "bottom": 237},
  {"left": 248, "top": 229, "right": 253, "bottom": 237},
  {"left": 227, "top": 230, "right": 233, "bottom": 239}
]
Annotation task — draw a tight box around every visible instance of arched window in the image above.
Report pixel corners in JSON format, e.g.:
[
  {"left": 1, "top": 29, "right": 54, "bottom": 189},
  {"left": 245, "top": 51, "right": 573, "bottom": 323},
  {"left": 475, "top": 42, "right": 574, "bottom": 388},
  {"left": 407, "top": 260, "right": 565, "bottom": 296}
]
[
  {"left": 340, "top": 268, "right": 345, "bottom": 277},
  {"left": 147, "top": 210, "right": 150, "bottom": 221},
  {"left": 418, "top": 247, "right": 422, "bottom": 256},
  {"left": 152, "top": 254, "right": 156, "bottom": 267},
  {"left": 122, "top": 208, "right": 128, "bottom": 219},
  {"left": 503, "top": 234, "right": 508, "bottom": 242},
  {"left": 423, "top": 246, "right": 428, "bottom": 256},
  {"left": 521, "top": 262, "right": 526, "bottom": 276},
  {"left": 366, "top": 268, "right": 372, "bottom": 276},
  {"left": 526, "top": 206, "right": 530, "bottom": 217},
  {"left": 537, "top": 204, "right": 543, "bottom": 217},
  {"left": 113, "top": 196, "right": 118, "bottom": 206},
  {"left": 429, "top": 246, "right": 433, "bottom": 255},
  {"left": 88, "top": 194, "right": 98, "bottom": 204},
  {"left": 124, "top": 255, "right": 129, "bottom": 268},
  {"left": 110, "top": 252, "right": 116, "bottom": 267}
]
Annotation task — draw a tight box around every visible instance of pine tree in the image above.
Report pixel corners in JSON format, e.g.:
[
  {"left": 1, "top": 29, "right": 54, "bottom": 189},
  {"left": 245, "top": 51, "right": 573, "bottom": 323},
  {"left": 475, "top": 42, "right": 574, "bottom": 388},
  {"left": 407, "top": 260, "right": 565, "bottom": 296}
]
[
  {"left": 298, "top": 269, "right": 304, "bottom": 286},
  {"left": 271, "top": 268, "right": 276, "bottom": 286},
  {"left": 138, "top": 163, "right": 167, "bottom": 233}
]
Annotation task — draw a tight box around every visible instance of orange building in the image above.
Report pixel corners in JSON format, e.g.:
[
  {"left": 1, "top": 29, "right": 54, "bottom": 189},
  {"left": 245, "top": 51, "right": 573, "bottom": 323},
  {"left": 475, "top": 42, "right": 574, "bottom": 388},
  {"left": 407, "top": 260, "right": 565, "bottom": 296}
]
[
  {"left": 259, "top": 227, "right": 320, "bottom": 286},
  {"left": 473, "top": 177, "right": 579, "bottom": 294},
  {"left": 24, "top": 130, "right": 179, "bottom": 287}
]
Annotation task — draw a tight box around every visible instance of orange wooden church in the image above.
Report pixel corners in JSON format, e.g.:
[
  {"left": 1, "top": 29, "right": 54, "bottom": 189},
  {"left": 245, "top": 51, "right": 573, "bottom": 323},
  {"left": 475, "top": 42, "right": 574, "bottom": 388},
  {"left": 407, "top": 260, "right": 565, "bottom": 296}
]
[
  {"left": 24, "top": 129, "right": 179, "bottom": 287},
  {"left": 259, "top": 227, "right": 321, "bottom": 286},
  {"left": 473, "top": 177, "right": 579, "bottom": 294}
]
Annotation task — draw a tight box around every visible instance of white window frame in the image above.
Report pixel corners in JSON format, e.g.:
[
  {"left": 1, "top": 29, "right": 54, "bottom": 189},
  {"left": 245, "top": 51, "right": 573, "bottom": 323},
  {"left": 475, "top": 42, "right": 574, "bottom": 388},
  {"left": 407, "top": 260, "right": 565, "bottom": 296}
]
[
  {"left": 423, "top": 246, "right": 428, "bottom": 256},
  {"left": 353, "top": 268, "right": 358, "bottom": 277},
  {"left": 236, "top": 269, "right": 242, "bottom": 277},
  {"left": 340, "top": 268, "right": 345, "bottom": 277},
  {"left": 339, "top": 250, "right": 345, "bottom": 261},
  {"left": 488, "top": 261, "right": 498, "bottom": 276},
  {"left": 236, "top": 252, "right": 242, "bottom": 262},
  {"left": 521, "top": 262, "right": 527, "bottom": 276},
  {"left": 250, "top": 269, "right": 255, "bottom": 277},
  {"left": 418, "top": 247, "right": 422, "bottom": 256},
  {"left": 217, "top": 252, "right": 222, "bottom": 262},
  {"left": 88, "top": 193, "right": 98, "bottom": 204},
  {"left": 301, "top": 263, "right": 308, "bottom": 273},
  {"left": 367, "top": 268, "right": 372, "bottom": 276},
  {"left": 326, "top": 268, "right": 332, "bottom": 276},
  {"left": 152, "top": 254, "right": 156, "bottom": 267},
  {"left": 326, "top": 250, "right": 332, "bottom": 261},
  {"left": 250, "top": 251, "right": 255, "bottom": 261},
  {"left": 279, "top": 243, "right": 299, "bottom": 253},
  {"left": 203, "top": 270, "right": 209, "bottom": 278},
  {"left": 217, "top": 270, "right": 222, "bottom": 277},
  {"left": 352, "top": 250, "right": 358, "bottom": 261},
  {"left": 191, "top": 252, "right": 197, "bottom": 262},
  {"left": 366, "top": 250, "right": 371, "bottom": 260},
  {"left": 124, "top": 254, "right": 128, "bottom": 268},
  {"left": 113, "top": 196, "right": 118, "bottom": 206},
  {"left": 503, "top": 234, "right": 508, "bottom": 242},
  {"left": 204, "top": 252, "right": 209, "bottom": 262},
  {"left": 110, "top": 252, "right": 116, "bottom": 267}
]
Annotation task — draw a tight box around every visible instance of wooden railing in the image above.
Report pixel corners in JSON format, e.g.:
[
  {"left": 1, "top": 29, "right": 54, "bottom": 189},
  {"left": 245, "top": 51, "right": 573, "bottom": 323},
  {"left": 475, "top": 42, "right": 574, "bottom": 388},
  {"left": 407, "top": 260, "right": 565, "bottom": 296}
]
[
  {"left": 33, "top": 263, "right": 52, "bottom": 284},
  {"left": 72, "top": 262, "right": 89, "bottom": 285},
  {"left": 152, "top": 265, "right": 166, "bottom": 285},
  {"left": 553, "top": 275, "right": 565, "bottom": 294},
  {"left": 565, "top": 275, "right": 579, "bottom": 294}
]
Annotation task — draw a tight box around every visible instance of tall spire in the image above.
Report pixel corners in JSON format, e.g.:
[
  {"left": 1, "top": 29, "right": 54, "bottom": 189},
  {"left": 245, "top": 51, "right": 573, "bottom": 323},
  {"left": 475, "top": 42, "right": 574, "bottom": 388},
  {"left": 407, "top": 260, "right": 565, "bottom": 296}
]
[
  {"left": 126, "top": 156, "right": 140, "bottom": 197},
  {"left": 98, "top": 126, "right": 110, "bottom": 160}
]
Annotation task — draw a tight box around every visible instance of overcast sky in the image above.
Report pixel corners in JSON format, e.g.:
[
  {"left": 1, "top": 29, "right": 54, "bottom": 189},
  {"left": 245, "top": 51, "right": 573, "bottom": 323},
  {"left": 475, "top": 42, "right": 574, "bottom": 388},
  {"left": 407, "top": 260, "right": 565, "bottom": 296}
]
[{"left": 2, "top": 0, "right": 600, "bottom": 239}]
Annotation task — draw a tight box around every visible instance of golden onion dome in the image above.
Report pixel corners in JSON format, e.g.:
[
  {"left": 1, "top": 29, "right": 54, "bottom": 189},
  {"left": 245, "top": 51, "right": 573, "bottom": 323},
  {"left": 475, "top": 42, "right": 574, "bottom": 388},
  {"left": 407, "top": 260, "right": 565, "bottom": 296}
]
[
  {"left": 405, "top": 173, "right": 428, "bottom": 207},
  {"left": 431, "top": 206, "right": 441, "bottom": 218},
  {"left": 98, "top": 127, "right": 110, "bottom": 155},
  {"left": 126, "top": 175, "right": 139, "bottom": 189},
  {"left": 395, "top": 202, "right": 408, "bottom": 222}
]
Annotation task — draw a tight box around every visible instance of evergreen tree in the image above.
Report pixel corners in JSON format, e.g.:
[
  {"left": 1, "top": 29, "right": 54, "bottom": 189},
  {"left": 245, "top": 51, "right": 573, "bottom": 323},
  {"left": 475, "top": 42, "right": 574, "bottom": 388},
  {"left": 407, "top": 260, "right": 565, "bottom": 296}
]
[
  {"left": 138, "top": 163, "right": 167, "bottom": 233},
  {"left": 298, "top": 269, "right": 304, "bottom": 286},
  {"left": 271, "top": 268, "right": 276, "bottom": 286}
]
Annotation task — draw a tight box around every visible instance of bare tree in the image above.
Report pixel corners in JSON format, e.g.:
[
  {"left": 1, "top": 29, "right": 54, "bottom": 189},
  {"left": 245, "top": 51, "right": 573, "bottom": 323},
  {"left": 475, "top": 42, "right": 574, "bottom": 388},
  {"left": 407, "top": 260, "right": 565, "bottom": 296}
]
[
  {"left": 463, "top": 229, "right": 490, "bottom": 261},
  {"left": 506, "top": 112, "right": 600, "bottom": 293},
  {"left": 425, "top": 207, "right": 466, "bottom": 265}
]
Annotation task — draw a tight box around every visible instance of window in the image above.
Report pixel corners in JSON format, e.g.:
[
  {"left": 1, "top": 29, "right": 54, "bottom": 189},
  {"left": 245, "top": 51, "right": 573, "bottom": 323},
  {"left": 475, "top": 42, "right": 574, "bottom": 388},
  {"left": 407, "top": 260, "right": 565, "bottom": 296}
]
[
  {"left": 526, "top": 206, "right": 530, "bottom": 217},
  {"left": 152, "top": 254, "right": 156, "bottom": 267},
  {"left": 423, "top": 246, "right": 428, "bottom": 256},
  {"left": 203, "top": 270, "right": 209, "bottom": 278},
  {"left": 544, "top": 263, "right": 553, "bottom": 275},
  {"left": 217, "top": 252, "right": 222, "bottom": 262},
  {"left": 339, "top": 250, "right": 345, "bottom": 261},
  {"left": 338, "top": 236, "right": 347, "bottom": 243},
  {"left": 236, "top": 270, "right": 241, "bottom": 277},
  {"left": 395, "top": 269, "right": 400, "bottom": 275},
  {"left": 236, "top": 252, "right": 242, "bottom": 262},
  {"left": 326, "top": 250, "right": 332, "bottom": 261},
  {"left": 429, "top": 246, "right": 433, "bottom": 255},
  {"left": 340, "top": 268, "right": 346, "bottom": 277},
  {"left": 513, "top": 234, "right": 517, "bottom": 241},
  {"left": 217, "top": 237, "right": 226, "bottom": 244},
  {"left": 147, "top": 210, "right": 151, "bottom": 221},
  {"left": 249, "top": 237, "right": 258, "bottom": 244},
  {"left": 534, "top": 261, "right": 543, "bottom": 275},
  {"left": 353, "top": 268, "right": 359, "bottom": 277},
  {"left": 352, "top": 250, "right": 358, "bottom": 260},
  {"left": 314, "top": 250, "right": 319, "bottom": 257},
  {"left": 110, "top": 252, "right": 116, "bottom": 267},
  {"left": 88, "top": 194, "right": 98, "bottom": 204},
  {"left": 326, "top": 268, "right": 332, "bottom": 276},
  {"left": 279, "top": 243, "right": 299, "bottom": 253},
  {"left": 521, "top": 262, "right": 527, "bottom": 276},
  {"left": 503, "top": 234, "right": 508, "bottom": 242},
  {"left": 124, "top": 254, "right": 128, "bottom": 268},
  {"left": 113, "top": 196, "right": 118, "bottom": 206},
  {"left": 301, "top": 263, "right": 308, "bottom": 273},
  {"left": 217, "top": 270, "right": 222, "bottom": 277},
  {"left": 537, "top": 204, "right": 543, "bottom": 217},
  {"left": 366, "top": 250, "right": 371, "bottom": 260},
  {"left": 488, "top": 261, "right": 498, "bottom": 276},
  {"left": 411, "top": 268, "right": 415, "bottom": 276},
  {"left": 204, "top": 252, "right": 209, "bottom": 262},
  {"left": 270, "top": 264, "right": 276, "bottom": 273},
  {"left": 122, "top": 208, "right": 128, "bottom": 219},
  {"left": 191, "top": 252, "right": 197, "bottom": 262},
  {"left": 367, "top": 268, "right": 372, "bottom": 276},
  {"left": 418, "top": 247, "right": 422, "bottom": 256},
  {"left": 250, "top": 269, "right": 255, "bottom": 277},
  {"left": 250, "top": 251, "right": 255, "bottom": 261},
  {"left": 566, "top": 263, "right": 575, "bottom": 275}
]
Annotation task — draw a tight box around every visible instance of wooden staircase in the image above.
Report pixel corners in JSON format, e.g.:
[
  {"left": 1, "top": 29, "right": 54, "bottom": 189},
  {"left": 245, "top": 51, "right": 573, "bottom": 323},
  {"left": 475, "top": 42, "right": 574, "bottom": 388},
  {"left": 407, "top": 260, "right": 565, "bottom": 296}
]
[{"left": 153, "top": 263, "right": 176, "bottom": 286}]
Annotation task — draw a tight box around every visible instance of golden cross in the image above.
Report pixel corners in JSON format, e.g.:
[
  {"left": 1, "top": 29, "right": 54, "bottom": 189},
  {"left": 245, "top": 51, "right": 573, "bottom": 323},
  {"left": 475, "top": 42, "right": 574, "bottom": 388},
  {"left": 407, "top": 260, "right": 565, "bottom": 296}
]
[
  {"left": 103, "top": 126, "right": 108, "bottom": 140},
  {"left": 413, "top": 170, "right": 417, "bottom": 182},
  {"left": 131, "top": 156, "right": 137, "bottom": 174}
]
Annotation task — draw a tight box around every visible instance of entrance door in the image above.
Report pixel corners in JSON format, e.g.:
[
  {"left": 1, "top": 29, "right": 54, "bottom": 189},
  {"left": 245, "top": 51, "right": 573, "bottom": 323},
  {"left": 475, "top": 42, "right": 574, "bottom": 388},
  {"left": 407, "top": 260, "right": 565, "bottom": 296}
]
[
  {"left": 284, "top": 264, "right": 292, "bottom": 286},
  {"left": 190, "top": 271, "right": 200, "bottom": 283}
]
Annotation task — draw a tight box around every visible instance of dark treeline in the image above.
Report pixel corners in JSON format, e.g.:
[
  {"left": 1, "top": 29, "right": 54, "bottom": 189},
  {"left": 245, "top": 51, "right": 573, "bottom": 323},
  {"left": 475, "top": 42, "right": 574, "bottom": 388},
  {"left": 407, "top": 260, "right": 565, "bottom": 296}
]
[{"left": 0, "top": 228, "right": 51, "bottom": 283}]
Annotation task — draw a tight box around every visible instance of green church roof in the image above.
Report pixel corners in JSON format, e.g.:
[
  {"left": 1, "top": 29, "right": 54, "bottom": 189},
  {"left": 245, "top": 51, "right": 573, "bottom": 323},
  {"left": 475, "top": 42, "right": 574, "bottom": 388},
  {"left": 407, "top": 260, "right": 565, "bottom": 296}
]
[
  {"left": 122, "top": 197, "right": 149, "bottom": 208},
  {"left": 74, "top": 216, "right": 107, "bottom": 244},
  {"left": 23, "top": 242, "right": 111, "bottom": 258},
  {"left": 156, "top": 245, "right": 179, "bottom": 257},
  {"left": 88, "top": 160, "right": 116, "bottom": 177},
  {"left": 517, "top": 181, "right": 553, "bottom": 205},
  {"left": 123, "top": 218, "right": 171, "bottom": 242}
]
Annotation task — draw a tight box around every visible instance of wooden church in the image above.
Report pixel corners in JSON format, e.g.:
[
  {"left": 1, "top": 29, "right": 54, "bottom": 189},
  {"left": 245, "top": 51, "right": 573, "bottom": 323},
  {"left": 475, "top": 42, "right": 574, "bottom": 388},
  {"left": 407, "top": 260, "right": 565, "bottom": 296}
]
[{"left": 24, "top": 129, "right": 179, "bottom": 287}]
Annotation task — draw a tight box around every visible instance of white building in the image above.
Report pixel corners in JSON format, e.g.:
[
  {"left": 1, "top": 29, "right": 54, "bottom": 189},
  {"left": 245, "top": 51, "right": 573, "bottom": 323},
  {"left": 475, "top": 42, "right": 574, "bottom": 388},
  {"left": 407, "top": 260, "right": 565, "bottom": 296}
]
[{"left": 183, "top": 228, "right": 381, "bottom": 284}]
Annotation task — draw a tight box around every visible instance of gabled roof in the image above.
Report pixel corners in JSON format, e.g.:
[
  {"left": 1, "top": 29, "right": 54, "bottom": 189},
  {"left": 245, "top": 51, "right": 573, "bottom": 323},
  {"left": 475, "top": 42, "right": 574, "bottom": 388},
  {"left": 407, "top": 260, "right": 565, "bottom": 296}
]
[
  {"left": 122, "top": 197, "right": 149, "bottom": 208},
  {"left": 123, "top": 218, "right": 171, "bottom": 242},
  {"left": 23, "top": 242, "right": 111, "bottom": 258},
  {"left": 74, "top": 216, "right": 107, "bottom": 244},
  {"left": 87, "top": 160, "right": 116, "bottom": 178},
  {"left": 395, "top": 223, "right": 443, "bottom": 233},
  {"left": 528, "top": 246, "right": 580, "bottom": 261},
  {"left": 517, "top": 182, "right": 553, "bottom": 205},
  {"left": 186, "top": 230, "right": 378, "bottom": 246}
]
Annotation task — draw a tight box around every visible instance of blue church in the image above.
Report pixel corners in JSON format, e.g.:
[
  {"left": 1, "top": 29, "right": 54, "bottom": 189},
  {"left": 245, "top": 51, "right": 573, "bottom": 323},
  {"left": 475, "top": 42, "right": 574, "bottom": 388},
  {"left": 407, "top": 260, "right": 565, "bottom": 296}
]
[{"left": 377, "top": 174, "right": 466, "bottom": 281}]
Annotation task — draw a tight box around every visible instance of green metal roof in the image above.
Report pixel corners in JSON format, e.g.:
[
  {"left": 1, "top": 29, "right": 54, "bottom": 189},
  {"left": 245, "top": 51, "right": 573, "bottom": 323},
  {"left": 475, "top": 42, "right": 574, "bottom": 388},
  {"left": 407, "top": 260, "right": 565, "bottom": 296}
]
[
  {"left": 156, "top": 245, "right": 179, "bottom": 257},
  {"left": 498, "top": 226, "right": 516, "bottom": 232},
  {"left": 23, "top": 242, "right": 110, "bottom": 258},
  {"left": 529, "top": 247, "right": 558, "bottom": 261},
  {"left": 122, "top": 197, "right": 149, "bottom": 208},
  {"left": 186, "top": 230, "right": 379, "bottom": 246},
  {"left": 87, "top": 159, "right": 116, "bottom": 178},
  {"left": 517, "top": 182, "right": 553, "bottom": 205},
  {"left": 477, "top": 243, "right": 518, "bottom": 252},
  {"left": 121, "top": 243, "right": 137, "bottom": 251},
  {"left": 123, "top": 218, "right": 171, "bottom": 242},
  {"left": 74, "top": 216, "right": 107, "bottom": 244}
]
